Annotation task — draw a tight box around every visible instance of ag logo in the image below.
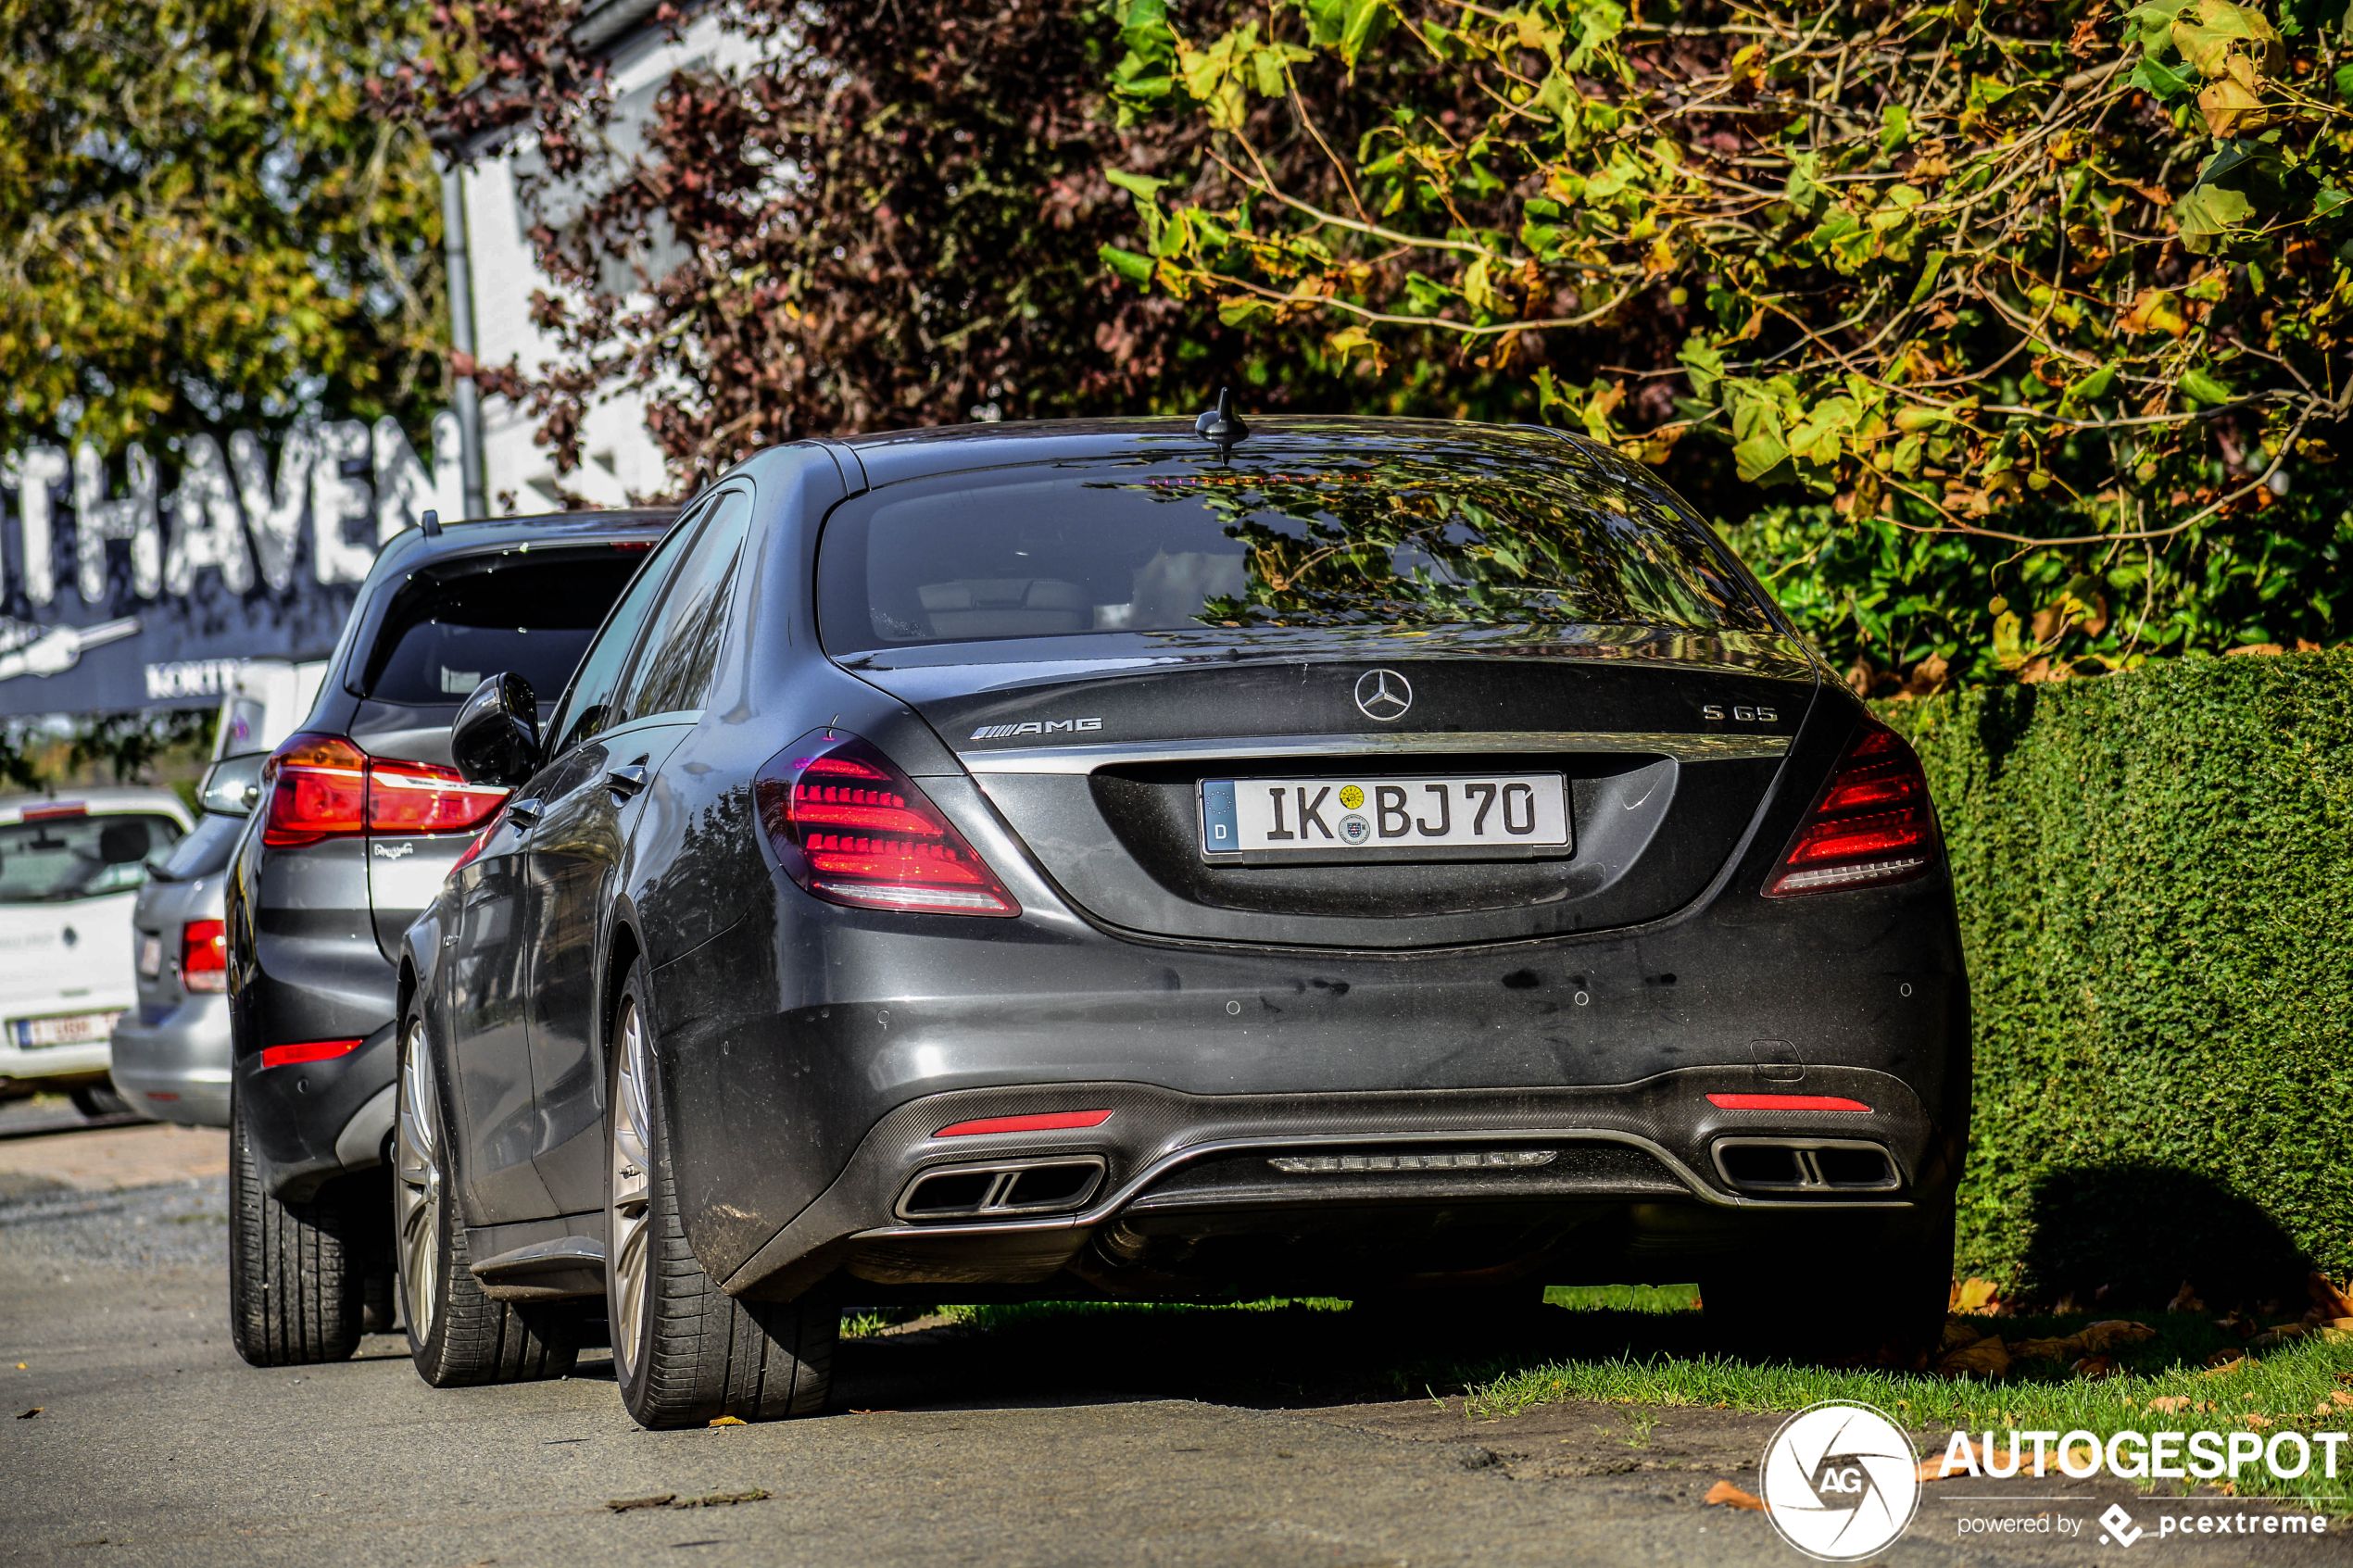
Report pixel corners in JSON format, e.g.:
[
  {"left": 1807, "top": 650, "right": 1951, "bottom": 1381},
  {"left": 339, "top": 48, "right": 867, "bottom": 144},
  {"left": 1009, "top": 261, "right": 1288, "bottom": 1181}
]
[
  {"left": 1758, "top": 1400, "right": 1920, "bottom": 1562},
  {"left": 1353, "top": 669, "right": 1413, "bottom": 721}
]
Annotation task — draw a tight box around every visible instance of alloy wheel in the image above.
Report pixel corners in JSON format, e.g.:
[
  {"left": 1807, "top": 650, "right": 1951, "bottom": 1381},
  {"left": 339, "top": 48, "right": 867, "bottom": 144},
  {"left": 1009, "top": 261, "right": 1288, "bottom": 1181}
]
[
  {"left": 394, "top": 1017, "right": 441, "bottom": 1345},
  {"left": 609, "top": 997, "right": 654, "bottom": 1384}
]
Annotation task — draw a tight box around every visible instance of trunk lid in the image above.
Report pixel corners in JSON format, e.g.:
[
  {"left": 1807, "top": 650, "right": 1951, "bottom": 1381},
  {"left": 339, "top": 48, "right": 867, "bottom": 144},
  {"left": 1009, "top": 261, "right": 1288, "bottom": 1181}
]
[{"left": 856, "top": 630, "right": 1819, "bottom": 948}]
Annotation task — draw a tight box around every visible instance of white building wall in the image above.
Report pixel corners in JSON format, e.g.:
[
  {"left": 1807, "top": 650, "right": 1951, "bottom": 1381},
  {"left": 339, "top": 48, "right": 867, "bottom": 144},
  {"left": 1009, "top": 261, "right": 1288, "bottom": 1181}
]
[{"left": 456, "top": 13, "right": 775, "bottom": 512}]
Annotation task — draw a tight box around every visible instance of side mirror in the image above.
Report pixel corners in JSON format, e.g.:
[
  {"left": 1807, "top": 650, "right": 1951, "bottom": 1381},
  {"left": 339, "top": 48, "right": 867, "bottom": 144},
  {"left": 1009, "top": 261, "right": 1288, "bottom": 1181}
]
[
  {"left": 198, "top": 753, "right": 266, "bottom": 816},
  {"left": 450, "top": 672, "right": 541, "bottom": 787}
]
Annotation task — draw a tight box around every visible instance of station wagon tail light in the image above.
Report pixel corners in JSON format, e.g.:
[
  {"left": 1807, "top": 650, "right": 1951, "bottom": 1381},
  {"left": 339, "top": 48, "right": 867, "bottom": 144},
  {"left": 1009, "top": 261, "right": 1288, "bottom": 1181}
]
[
  {"left": 1763, "top": 721, "right": 1940, "bottom": 897},
  {"left": 180, "top": 918, "right": 228, "bottom": 993},
  {"left": 261, "top": 733, "right": 507, "bottom": 847},
  {"left": 754, "top": 732, "right": 1018, "bottom": 917}
]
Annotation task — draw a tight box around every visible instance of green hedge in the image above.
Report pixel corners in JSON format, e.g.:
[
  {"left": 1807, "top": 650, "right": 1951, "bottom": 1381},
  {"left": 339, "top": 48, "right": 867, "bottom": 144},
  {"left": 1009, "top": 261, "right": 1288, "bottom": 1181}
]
[{"left": 1881, "top": 652, "right": 2353, "bottom": 1304}]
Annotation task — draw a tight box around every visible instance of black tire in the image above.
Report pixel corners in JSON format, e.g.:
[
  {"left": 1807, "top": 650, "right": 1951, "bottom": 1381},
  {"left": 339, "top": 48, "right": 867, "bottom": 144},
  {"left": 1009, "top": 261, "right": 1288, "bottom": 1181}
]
[
  {"left": 228, "top": 1091, "right": 367, "bottom": 1366},
  {"left": 395, "top": 1013, "right": 579, "bottom": 1386},
  {"left": 607, "top": 959, "right": 834, "bottom": 1428},
  {"left": 1702, "top": 1198, "right": 1954, "bottom": 1367},
  {"left": 72, "top": 1083, "right": 135, "bottom": 1120}
]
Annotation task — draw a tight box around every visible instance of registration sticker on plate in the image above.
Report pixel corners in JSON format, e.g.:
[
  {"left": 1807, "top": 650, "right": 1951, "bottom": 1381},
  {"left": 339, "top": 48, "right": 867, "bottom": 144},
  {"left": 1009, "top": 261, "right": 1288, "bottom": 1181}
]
[
  {"left": 12, "top": 1010, "right": 123, "bottom": 1049},
  {"left": 1201, "top": 773, "right": 1571, "bottom": 863}
]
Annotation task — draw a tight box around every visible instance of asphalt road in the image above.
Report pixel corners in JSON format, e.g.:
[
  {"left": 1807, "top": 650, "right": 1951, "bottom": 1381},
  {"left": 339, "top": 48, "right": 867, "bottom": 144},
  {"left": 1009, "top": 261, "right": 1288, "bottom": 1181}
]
[{"left": 2, "top": 1125, "right": 2347, "bottom": 1566}]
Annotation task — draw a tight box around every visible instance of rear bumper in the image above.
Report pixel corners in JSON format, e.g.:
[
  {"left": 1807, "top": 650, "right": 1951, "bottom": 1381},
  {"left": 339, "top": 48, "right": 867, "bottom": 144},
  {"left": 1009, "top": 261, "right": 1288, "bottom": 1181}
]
[
  {"left": 0, "top": 1038, "right": 112, "bottom": 1086},
  {"left": 724, "top": 1070, "right": 1949, "bottom": 1301},
  {"left": 652, "top": 866, "right": 1969, "bottom": 1302},
  {"left": 109, "top": 997, "right": 233, "bottom": 1127}
]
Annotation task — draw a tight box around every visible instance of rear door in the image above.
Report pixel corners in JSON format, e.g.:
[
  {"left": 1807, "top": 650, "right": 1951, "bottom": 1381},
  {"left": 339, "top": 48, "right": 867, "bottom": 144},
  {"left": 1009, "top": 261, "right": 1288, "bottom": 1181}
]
[{"left": 523, "top": 490, "right": 752, "bottom": 1205}]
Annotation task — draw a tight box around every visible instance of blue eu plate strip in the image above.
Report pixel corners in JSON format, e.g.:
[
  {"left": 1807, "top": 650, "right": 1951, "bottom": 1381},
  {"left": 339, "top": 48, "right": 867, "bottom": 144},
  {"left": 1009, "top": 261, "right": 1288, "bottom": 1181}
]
[{"left": 1200, "top": 779, "right": 1239, "bottom": 855}]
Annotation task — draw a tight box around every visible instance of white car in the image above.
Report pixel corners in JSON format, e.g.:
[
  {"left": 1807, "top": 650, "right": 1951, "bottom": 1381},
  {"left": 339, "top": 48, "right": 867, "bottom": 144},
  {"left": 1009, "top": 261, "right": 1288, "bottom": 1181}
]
[{"left": 0, "top": 788, "right": 192, "bottom": 1115}]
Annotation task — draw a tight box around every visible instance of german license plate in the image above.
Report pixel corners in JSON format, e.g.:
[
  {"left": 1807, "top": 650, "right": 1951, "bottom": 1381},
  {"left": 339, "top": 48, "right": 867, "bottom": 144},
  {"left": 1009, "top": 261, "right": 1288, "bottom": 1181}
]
[
  {"left": 13, "top": 1010, "right": 123, "bottom": 1048},
  {"left": 1201, "top": 773, "right": 1571, "bottom": 861},
  {"left": 138, "top": 935, "right": 163, "bottom": 980}
]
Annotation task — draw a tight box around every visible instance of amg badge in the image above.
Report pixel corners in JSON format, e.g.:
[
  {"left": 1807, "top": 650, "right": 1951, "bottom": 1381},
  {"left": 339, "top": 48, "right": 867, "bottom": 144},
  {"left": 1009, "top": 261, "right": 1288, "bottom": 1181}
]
[{"left": 970, "top": 718, "right": 1104, "bottom": 740}]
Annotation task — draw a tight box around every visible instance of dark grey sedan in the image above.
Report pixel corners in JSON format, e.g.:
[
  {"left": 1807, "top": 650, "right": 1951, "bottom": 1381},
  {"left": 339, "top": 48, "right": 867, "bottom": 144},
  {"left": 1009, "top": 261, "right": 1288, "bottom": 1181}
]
[{"left": 396, "top": 411, "right": 1969, "bottom": 1429}]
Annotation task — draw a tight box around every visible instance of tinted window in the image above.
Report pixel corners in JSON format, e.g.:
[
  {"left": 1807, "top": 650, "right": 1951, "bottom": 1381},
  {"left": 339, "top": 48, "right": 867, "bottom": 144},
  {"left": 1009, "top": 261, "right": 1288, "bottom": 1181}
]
[
  {"left": 154, "top": 811, "right": 244, "bottom": 882},
  {"left": 362, "top": 557, "right": 646, "bottom": 707},
  {"left": 816, "top": 434, "right": 1768, "bottom": 652},
  {"left": 616, "top": 491, "right": 749, "bottom": 721},
  {"left": 0, "top": 812, "right": 182, "bottom": 904},
  {"left": 546, "top": 517, "right": 707, "bottom": 754}
]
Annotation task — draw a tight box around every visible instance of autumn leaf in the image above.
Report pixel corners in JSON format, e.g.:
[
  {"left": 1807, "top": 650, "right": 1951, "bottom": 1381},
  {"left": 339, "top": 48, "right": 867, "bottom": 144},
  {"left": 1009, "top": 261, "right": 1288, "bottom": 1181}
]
[
  {"left": 1951, "top": 1278, "right": 2004, "bottom": 1315},
  {"left": 1939, "top": 1336, "right": 2011, "bottom": 1378},
  {"left": 1704, "top": 1480, "right": 1767, "bottom": 1512}
]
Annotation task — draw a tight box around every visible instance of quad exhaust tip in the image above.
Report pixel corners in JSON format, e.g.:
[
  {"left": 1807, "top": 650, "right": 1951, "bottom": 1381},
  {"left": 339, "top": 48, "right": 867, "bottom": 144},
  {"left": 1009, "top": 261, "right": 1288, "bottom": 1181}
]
[
  {"left": 896, "top": 1156, "right": 1108, "bottom": 1223},
  {"left": 1712, "top": 1137, "right": 1899, "bottom": 1194}
]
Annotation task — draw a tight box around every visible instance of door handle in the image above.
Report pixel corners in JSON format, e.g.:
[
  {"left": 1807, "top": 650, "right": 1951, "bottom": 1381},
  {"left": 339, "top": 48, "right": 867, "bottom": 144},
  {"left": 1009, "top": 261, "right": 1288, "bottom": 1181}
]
[
  {"left": 605, "top": 765, "right": 648, "bottom": 798},
  {"left": 507, "top": 797, "right": 544, "bottom": 829}
]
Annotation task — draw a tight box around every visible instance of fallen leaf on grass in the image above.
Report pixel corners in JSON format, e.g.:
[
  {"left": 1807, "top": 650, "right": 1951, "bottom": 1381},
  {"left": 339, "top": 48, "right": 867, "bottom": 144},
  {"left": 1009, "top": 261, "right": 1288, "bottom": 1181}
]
[
  {"left": 2080, "top": 1321, "right": 2158, "bottom": 1353},
  {"left": 2244, "top": 1414, "right": 2273, "bottom": 1430},
  {"left": 1942, "top": 1319, "right": 1984, "bottom": 1351},
  {"left": 1951, "top": 1278, "right": 2003, "bottom": 1315},
  {"left": 1938, "top": 1336, "right": 2010, "bottom": 1377},
  {"left": 2148, "top": 1396, "right": 2192, "bottom": 1414},
  {"left": 2201, "top": 1349, "right": 2246, "bottom": 1374},
  {"left": 2071, "top": 1356, "right": 2119, "bottom": 1379},
  {"left": 2167, "top": 1282, "right": 2206, "bottom": 1313},
  {"left": 606, "top": 1495, "right": 678, "bottom": 1512},
  {"left": 2252, "top": 1325, "right": 2305, "bottom": 1349},
  {"left": 2013, "top": 1336, "right": 2079, "bottom": 1361},
  {"left": 708, "top": 1416, "right": 746, "bottom": 1427},
  {"left": 1704, "top": 1480, "right": 1766, "bottom": 1512},
  {"left": 2309, "top": 1273, "right": 2353, "bottom": 1319},
  {"left": 16, "top": 1407, "right": 39, "bottom": 1419}
]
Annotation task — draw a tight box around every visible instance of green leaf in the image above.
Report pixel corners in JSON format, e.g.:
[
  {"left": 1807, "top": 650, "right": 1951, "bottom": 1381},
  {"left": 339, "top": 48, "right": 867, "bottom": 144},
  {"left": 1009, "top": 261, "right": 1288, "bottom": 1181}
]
[
  {"left": 2174, "top": 182, "right": 2256, "bottom": 252},
  {"left": 1881, "top": 104, "right": 1911, "bottom": 151},
  {"left": 1679, "top": 337, "right": 1726, "bottom": 399},
  {"left": 1099, "top": 245, "right": 1155, "bottom": 286},
  {"left": 2131, "top": 56, "right": 2199, "bottom": 98},
  {"left": 2178, "top": 368, "right": 2237, "bottom": 403},
  {"left": 2063, "top": 363, "right": 2118, "bottom": 405},
  {"left": 1105, "top": 169, "right": 1170, "bottom": 203}
]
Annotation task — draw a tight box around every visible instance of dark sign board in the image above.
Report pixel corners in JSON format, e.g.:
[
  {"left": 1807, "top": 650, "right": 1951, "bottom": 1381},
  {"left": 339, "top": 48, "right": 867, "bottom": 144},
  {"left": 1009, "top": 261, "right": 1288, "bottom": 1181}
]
[{"left": 0, "top": 415, "right": 456, "bottom": 718}]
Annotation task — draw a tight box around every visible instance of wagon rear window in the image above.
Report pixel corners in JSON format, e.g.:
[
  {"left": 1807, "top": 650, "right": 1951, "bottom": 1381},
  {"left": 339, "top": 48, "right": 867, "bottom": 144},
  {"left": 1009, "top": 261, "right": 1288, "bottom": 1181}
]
[{"left": 815, "top": 433, "right": 1768, "bottom": 653}]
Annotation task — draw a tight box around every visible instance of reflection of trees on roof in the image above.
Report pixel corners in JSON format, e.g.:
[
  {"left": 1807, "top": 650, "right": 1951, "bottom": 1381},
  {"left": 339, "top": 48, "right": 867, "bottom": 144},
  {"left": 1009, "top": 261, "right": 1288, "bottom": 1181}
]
[{"left": 1142, "top": 437, "right": 1768, "bottom": 634}]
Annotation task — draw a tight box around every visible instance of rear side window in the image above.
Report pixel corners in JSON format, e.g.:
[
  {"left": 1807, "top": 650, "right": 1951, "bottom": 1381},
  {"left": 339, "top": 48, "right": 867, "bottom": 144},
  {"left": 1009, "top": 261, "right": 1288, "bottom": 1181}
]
[
  {"left": 546, "top": 510, "right": 710, "bottom": 754},
  {"left": 816, "top": 433, "right": 1769, "bottom": 652},
  {"left": 361, "top": 556, "right": 646, "bottom": 707},
  {"left": 153, "top": 811, "right": 244, "bottom": 882},
  {"left": 0, "top": 813, "right": 182, "bottom": 904},
  {"left": 616, "top": 491, "right": 750, "bottom": 721}
]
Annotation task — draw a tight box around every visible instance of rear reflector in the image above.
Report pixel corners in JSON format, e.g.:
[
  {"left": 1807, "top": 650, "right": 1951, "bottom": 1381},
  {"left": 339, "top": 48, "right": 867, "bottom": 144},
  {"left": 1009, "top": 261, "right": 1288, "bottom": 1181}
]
[
  {"left": 259, "top": 1038, "right": 364, "bottom": 1070},
  {"left": 756, "top": 731, "right": 1018, "bottom": 917},
  {"left": 180, "top": 918, "right": 228, "bottom": 994},
  {"left": 1764, "top": 721, "right": 1939, "bottom": 897},
  {"left": 1706, "top": 1093, "right": 1872, "bottom": 1112},
  {"left": 934, "top": 1109, "right": 1114, "bottom": 1137}
]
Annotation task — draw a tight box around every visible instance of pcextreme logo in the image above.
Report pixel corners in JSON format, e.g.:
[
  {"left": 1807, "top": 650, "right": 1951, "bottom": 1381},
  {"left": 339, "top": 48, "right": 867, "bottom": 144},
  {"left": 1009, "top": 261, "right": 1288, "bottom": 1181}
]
[{"left": 1758, "top": 1400, "right": 1921, "bottom": 1562}]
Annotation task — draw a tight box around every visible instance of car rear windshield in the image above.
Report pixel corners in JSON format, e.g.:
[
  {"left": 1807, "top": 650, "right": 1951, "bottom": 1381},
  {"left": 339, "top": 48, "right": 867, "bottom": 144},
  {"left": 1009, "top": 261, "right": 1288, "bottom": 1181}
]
[
  {"left": 815, "top": 436, "right": 1770, "bottom": 653},
  {"left": 0, "top": 812, "right": 182, "bottom": 904},
  {"left": 152, "top": 810, "right": 243, "bottom": 883},
  {"left": 361, "top": 556, "right": 646, "bottom": 705}
]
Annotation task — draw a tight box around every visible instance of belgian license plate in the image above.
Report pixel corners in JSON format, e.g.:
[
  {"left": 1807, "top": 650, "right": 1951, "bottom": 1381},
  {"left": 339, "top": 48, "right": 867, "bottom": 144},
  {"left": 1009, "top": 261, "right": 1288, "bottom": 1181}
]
[
  {"left": 138, "top": 935, "right": 163, "bottom": 980},
  {"left": 1201, "top": 773, "right": 1571, "bottom": 861},
  {"left": 13, "top": 1010, "right": 123, "bottom": 1049}
]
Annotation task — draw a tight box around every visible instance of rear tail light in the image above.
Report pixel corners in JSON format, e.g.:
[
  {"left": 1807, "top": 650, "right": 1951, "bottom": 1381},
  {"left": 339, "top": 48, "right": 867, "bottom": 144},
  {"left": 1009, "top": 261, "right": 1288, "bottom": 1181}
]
[
  {"left": 1763, "top": 721, "right": 1940, "bottom": 897},
  {"left": 754, "top": 731, "right": 1018, "bottom": 916},
  {"left": 180, "top": 918, "right": 228, "bottom": 993},
  {"left": 260, "top": 732, "right": 508, "bottom": 847}
]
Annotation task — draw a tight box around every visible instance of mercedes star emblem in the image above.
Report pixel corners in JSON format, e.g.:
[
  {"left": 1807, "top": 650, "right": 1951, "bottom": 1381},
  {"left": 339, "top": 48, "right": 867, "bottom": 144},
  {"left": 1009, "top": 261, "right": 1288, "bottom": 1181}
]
[{"left": 1353, "top": 669, "right": 1414, "bottom": 721}]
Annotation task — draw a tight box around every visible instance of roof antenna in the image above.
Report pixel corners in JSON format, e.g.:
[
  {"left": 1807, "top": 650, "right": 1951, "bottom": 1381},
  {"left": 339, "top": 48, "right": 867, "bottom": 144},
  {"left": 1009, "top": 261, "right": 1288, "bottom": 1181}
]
[
  {"left": 420, "top": 508, "right": 442, "bottom": 538},
  {"left": 1195, "top": 386, "right": 1250, "bottom": 457}
]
